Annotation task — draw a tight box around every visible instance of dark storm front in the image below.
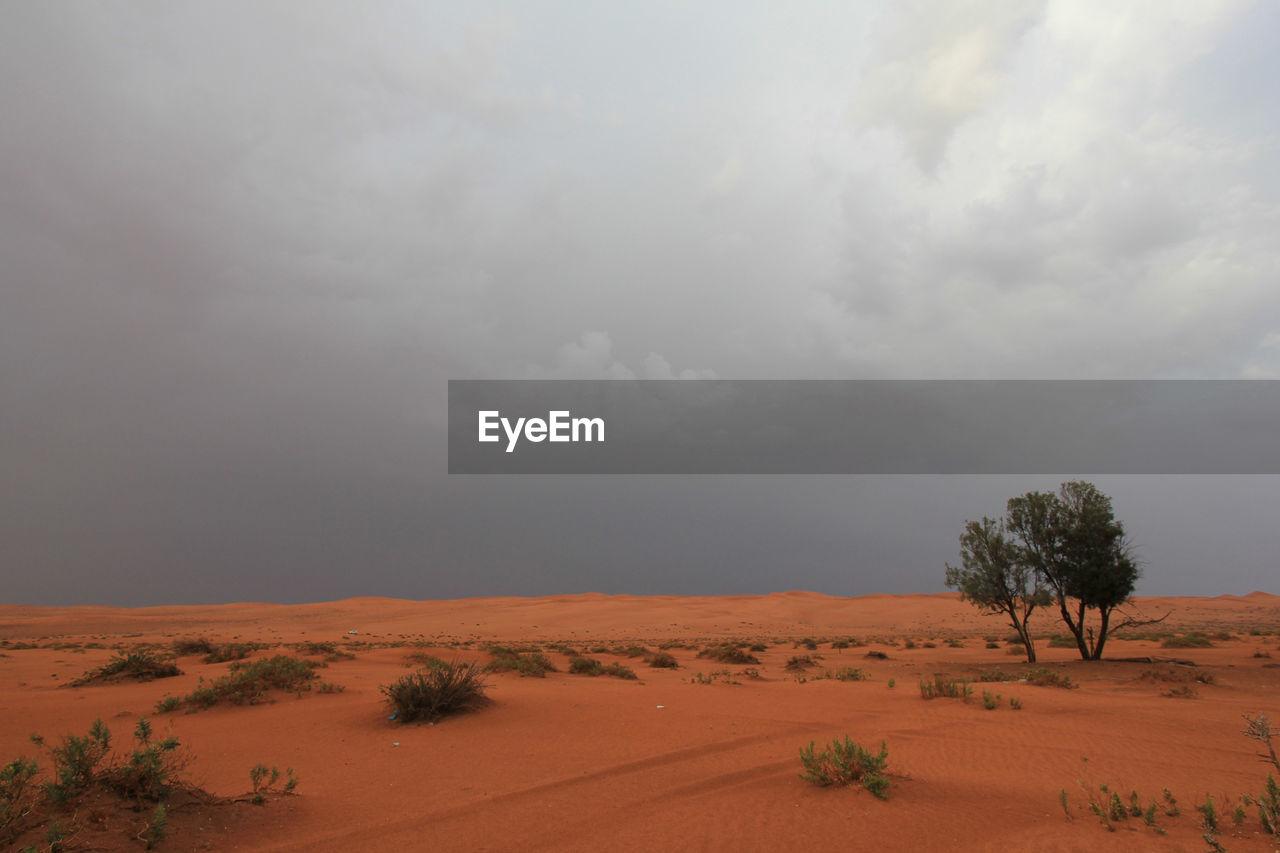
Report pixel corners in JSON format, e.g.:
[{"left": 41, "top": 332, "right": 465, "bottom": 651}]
[{"left": 447, "top": 380, "right": 1280, "bottom": 475}]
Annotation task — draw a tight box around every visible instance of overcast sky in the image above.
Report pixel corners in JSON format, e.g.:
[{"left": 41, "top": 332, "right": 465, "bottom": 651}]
[{"left": 3, "top": 2, "right": 1279, "bottom": 605}]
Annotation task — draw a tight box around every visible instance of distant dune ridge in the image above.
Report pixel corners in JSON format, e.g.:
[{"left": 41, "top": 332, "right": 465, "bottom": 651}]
[{"left": 0, "top": 590, "right": 1276, "bottom": 641}]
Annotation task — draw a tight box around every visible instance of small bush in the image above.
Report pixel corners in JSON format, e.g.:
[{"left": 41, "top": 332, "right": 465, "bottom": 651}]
[
  {"left": 99, "top": 718, "right": 186, "bottom": 802},
  {"left": 697, "top": 645, "right": 759, "bottom": 665},
  {"left": 569, "top": 656, "right": 603, "bottom": 675},
  {"left": 798, "top": 736, "right": 889, "bottom": 798},
  {"left": 291, "top": 641, "right": 356, "bottom": 662},
  {"left": 404, "top": 651, "right": 448, "bottom": 670},
  {"left": 568, "top": 657, "right": 636, "bottom": 679},
  {"left": 919, "top": 675, "right": 972, "bottom": 701},
  {"left": 981, "top": 690, "right": 999, "bottom": 710},
  {"left": 601, "top": 662, "right": 637, "bottom": 680},
  {"left": 248, "top": 763, "right": 298, "bottom": 804},
  {"left": 383, "top": 661, "right": 489, "bottom": 723},
  {"left": 1009, "top": 696, "right": 1022, "bottom": 710},
  {"left": 1162, "top": 633, "right": 1214, "bottom": 649},
  {"left": 43, "top": 719, "right": 111, "bottom": 803},
  {"left": 1024, "top": 668, "right": 1076, "bottom": 689},
  {"left": 161, "top": 656, "right": 319, "bottom": 712},
  {"left": 485, "top": 647, "right": 556, "bottom": 678},
  {"left": 831, "top": 667, "right": 867, "bottom": 682},
  {"left": 171, "top": 638, "right": 216, "bottom": 656},
  {"left": 785, "top": 655, "right": 819, "bottom": 672},
  {"left": 647, "top": 652, "right": 679, "bottom": 669},
  {"left": 202, "top": 642, "right": 263, "bottom": 663},
  {"left": 1257, "top": 774, "right": 1278, "bottom": 834},
  {"left": 144, "top": 803, "right": 167, "bottom": 850},
  {"left": 1, "top": 756, "right": 39, "bottom": 843},
  {"left": 70, "top": 651, "right": 181, "bottom": 686},
  {"left": 976, "top": 668, "right": 1016, "bottom": 683}
]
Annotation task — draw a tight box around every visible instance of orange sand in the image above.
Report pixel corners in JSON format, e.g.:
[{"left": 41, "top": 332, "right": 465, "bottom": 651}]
[{"left": 2, "top": 591, "right": 1278, "bottom": 851}]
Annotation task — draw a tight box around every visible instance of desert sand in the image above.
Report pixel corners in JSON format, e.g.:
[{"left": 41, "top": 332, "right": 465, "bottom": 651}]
[{"left": 2, "top": 591, "right": 1278, "bottom": 851}]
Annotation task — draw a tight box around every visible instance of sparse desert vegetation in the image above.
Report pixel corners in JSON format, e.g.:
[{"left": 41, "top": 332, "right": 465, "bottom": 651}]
[
  {"left": 3, "top": 592, "right": 1278, "bottom": 850},
  {"left": 0, "top": 717, "right": 294, "bottom": 850},
  {"left": 156, "top": 655, "right": 320, "bottom": 712}
]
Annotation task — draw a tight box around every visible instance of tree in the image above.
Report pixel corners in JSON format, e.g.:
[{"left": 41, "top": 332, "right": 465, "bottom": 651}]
[
  {"left": 946, "top": 516, "right": 1050, "bottom": 662},
  {"left": 1005, "top": 481, "right": 1140, "bottom": 661}
]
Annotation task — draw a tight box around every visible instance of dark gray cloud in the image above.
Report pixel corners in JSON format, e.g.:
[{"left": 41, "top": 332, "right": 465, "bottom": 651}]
[{"left": 3, "top": 3, "right": 1278, "bottom": 605}]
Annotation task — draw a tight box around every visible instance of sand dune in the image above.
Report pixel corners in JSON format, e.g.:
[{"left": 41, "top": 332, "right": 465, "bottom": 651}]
[{"left": 2, "top": 592, "right": 1278, "bottom": 850}]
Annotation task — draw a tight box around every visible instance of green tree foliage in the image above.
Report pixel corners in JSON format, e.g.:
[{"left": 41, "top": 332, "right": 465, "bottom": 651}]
[
  {"left": 948, "top": 481, "right": 1140, "bottom": 661},
  {"left": 945, "top": 516, "right": 1050, "bottom": 662},
  {"left": 1006, "top": 482, "right": 1139, "bottom": 660}
]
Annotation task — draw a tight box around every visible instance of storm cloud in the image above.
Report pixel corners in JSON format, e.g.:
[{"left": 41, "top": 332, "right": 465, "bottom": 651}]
[{"left": 3, "top": 2, "right": 1278, "bottom": 604}]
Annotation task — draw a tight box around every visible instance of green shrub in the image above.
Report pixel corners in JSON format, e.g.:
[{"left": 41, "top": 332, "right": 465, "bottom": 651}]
[
  {"left": 99, "top": 718, "right": 184, "bottom": 802},
  {"left": 1258, "top": 775, "right": 1279, "bottom": 834},
  {"left": 249, "top": 763, "right": 298, "bottom": 804},
  {"left": 171, "top": 638, "right": 216, "bottom": 656},
  {"left": 798, "top": 736, "right": 890, "bottom": 798},
  {"left": 144, "top": 803, "right": 167, "bottom": 850},
  {"left": 161, "top": 655, "right": 319, "bottom": 712},
  {"left": 70, "top": 651, "right": 181, "bottom": 686},
  {"left": 601, "top": 662, "right": 637, "bottom": 680},
  {"left": 919, "top": 675, "right": 972, "bottom": 701},
  {"left": 697, "top": 645, "right": 759, "bottom": 665},
  {"left": 569, "top": 656, "right": 603, "bottom": 675},
  {"left": 404, "top": 651, "right": 448, "bottom": 670},
  {"left": 1024, "top": 668, "right": 1076, "bottom": 689},
  {"left": 202, "top": 642, "right": 263, "bottom": 663},
  {"left": 981, "top": 690, "right": 999, "bottom": 710},
  {"left": 1162, "top": 633, "right": 1214, "bottom": 649},
  {"left": 382, "top": 661, "right": 489, "bottom": 723},
  {"left": 1, "top": 756, "right": 39, "bottom": 843},
  {"left": 43, "top": 719, "right": 111, "bottom": 803},
  {"left": 831, "top": 667, "right": 867, "bottom": 682},
  {"left": 785, "top": 655, "right": 818, "bottom": 672},
  {"left": 647, "top": 652, "right": 679, "bottom": 669},
  {"left": 290, "top": 641, "right": 356, "bottom": 661},
  {"left": 976, "top": 668, "right": 1016, "bottom": 683},
  {"left": 485, "top": 647, "right": 556, "bottom": 677},
  {"left": 568, "top": 657, "right": 636, "bottom": 679}
]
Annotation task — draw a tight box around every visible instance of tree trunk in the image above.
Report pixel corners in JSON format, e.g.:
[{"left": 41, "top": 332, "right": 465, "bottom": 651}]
[
  {"left": 1021, "top": 624, "right": 1038, "bottom": 663},
  {"left": 1057, "top": 596, "right": 1091, "bottom": 660},
  {"left": 1090, "top": 608, "right": 1112, "bottom": 660}
]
